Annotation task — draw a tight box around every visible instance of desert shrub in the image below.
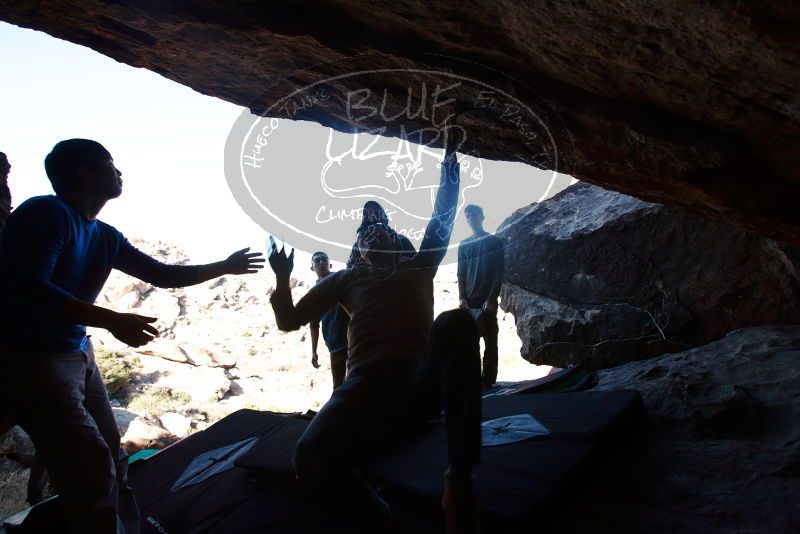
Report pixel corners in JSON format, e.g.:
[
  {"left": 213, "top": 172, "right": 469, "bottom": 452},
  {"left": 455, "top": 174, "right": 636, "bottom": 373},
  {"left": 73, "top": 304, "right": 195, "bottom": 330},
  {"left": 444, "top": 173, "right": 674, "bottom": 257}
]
[
  {"left": 127, "top": 387, "right": 192, "bottom": 417},
  {"left": 0, "top": 458, "right": 29, "bottom": 517},
  {"left": 95, "top": 348, "right": 137, "bottom": 397}
]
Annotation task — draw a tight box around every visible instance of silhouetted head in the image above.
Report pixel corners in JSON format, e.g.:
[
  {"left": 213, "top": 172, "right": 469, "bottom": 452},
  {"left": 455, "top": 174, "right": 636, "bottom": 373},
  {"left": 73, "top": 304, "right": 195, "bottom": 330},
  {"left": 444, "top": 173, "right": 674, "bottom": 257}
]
[
  {"left": 357, "top": 222, "right": 396, "bottom": 266},
  {"left": 362, "top": 201, "right": 388, "bottom": 225},
  {"left": 464, "top": 204, "right": 485, "bottom": 234},
  {"left": 0, "top": 152, "right": 9, "bottom": 178},
  {"left": 311, "top": 251, "right": 332, "bottom": 277},
  {"left": 44, "top": 139, "right": 122, "bottom": 200}
]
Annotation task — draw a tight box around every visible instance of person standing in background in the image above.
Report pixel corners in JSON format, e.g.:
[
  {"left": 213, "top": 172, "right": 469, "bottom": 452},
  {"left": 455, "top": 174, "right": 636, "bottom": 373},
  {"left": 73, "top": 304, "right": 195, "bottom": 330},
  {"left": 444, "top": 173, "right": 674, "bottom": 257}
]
[
  {"left": 309, "top": 251, "right": 349, "bottom": 390},
  {"left": 457, "top": 204, "right": 505, "bottom": 390}
]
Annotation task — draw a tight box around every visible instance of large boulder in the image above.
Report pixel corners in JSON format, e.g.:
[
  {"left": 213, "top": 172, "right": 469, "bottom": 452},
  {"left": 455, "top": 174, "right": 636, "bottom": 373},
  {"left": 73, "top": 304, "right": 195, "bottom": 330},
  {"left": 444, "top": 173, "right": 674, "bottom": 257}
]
[
  {"left": 1, "top": 2, "right": 799, "bottom": 244},
  {"left": 500, "top": 182, "right": 800, "bottom": 368},
  {"left": 563, "top": 326, "right": 800, "bottom": 533}
]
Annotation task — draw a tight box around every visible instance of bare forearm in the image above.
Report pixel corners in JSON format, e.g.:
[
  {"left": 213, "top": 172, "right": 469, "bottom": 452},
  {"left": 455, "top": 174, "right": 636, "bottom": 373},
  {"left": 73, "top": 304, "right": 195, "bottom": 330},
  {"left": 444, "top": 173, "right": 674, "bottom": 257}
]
[
  {"left": 310, "top": 326, "right": 320, "bottom": 353},
  {"left": 148, "top": 262, "right": 229, "bottom": 288},
  {"left": 184, "top": 261, "right": 229, "bottom": 286},
  {"left": 117, "top": 240, "right": 263, "bottom": 288}
]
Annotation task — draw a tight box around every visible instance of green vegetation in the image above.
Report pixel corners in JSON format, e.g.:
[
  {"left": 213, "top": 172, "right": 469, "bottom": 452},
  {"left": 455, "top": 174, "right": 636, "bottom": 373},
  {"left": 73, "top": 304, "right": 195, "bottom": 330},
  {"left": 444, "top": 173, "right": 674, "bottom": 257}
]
[
  {"left": 95, "top": 348, "right": 138, "bottom": 397},
  {"left": 127, "top": 387, "right": 192, "bottom": 417}
]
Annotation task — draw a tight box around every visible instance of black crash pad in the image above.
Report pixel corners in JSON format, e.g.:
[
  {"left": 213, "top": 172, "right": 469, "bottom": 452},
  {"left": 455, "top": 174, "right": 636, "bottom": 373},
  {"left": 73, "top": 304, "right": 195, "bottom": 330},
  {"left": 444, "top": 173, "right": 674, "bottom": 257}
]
[
  {"left": 129, "top": 390, "right": 644, "bottom": 532},
  {"left": 236, "top": 390, "right": 644, "bottom": 520}
]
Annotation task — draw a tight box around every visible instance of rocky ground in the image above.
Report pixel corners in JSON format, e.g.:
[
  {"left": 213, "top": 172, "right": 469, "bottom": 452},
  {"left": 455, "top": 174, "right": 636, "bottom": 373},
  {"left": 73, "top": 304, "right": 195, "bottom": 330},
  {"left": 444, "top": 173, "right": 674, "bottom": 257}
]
[
  {"left": 0, "top": 238, "right": 546, "bottom": 516},
  {"left": 562, "top": 325, "right": 800, "bottom": 533}
]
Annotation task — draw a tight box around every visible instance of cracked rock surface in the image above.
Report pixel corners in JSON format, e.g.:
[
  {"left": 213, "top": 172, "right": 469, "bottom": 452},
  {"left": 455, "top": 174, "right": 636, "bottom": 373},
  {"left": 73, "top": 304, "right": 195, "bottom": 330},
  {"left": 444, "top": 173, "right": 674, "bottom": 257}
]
[
  {"left": 499, "top": 182, "right": 800, "bottom": 368},
  {"left": 1, "top": 1, "right": 799, "bottom": 243},
  {"left": 568, "top": 326, "right": 800, "bottom": 533}
]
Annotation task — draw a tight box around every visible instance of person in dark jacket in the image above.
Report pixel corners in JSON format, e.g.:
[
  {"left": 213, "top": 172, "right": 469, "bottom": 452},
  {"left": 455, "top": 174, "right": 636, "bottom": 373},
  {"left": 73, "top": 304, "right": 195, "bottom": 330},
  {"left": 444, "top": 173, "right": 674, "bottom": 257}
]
[
  {"left": 345, "top": 201, "right": 416, "bottom": 268},
  {"left": 0, "top": 139, "right": 264, "bottom": 533},
  {"left": 457, "top": 204, "right": 505, "bottom": 389}
]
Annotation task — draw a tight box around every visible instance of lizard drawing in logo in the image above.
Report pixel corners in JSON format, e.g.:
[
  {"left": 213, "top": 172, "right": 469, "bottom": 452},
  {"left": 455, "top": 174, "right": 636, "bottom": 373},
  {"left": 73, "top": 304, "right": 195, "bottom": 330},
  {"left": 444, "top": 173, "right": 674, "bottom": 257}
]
[{"left": 320, "top": 124, "right": 483, "bottom": 222}]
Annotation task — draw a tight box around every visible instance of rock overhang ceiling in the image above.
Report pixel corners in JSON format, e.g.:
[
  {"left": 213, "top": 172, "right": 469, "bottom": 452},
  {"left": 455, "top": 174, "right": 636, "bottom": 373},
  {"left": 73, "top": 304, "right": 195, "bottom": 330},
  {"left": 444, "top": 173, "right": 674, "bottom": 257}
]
[{"left": 1, "top": 1, "right": 798, "bottom": 244}]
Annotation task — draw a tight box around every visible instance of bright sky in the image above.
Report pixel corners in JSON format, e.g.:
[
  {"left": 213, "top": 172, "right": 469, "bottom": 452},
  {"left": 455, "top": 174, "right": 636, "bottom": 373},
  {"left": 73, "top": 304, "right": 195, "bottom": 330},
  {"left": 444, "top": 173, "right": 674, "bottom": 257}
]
[{"left": 0, "top": 21, "right": 574, "bottom": 280}]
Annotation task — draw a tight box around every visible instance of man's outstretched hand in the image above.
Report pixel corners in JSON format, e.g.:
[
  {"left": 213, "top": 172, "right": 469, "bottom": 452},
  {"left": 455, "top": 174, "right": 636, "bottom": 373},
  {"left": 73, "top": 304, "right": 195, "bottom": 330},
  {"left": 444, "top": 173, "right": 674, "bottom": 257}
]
[
  {"left": 225, "top": 247, "right": 265, "bottom": 275},
  {"left": 108, "top": 313, "right": 159, "bottom": 347},
  {"left": 268, "top": 237, "right": 295, "bottom": 281}
]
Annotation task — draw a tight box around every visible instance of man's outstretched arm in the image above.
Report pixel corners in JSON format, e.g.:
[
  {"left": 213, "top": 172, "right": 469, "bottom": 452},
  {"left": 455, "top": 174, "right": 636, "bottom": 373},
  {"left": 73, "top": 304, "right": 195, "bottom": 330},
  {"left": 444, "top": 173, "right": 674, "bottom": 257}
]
[
  {"left": 268, "top": 242, "right": 341, "bottom": 332},
  {"left": 114, "top": 240, "right": 264, "bottom": 288},
  {"left": 408, "top": 126, "right": 463, "bottom": 269},
  {"left": 61, "top": 298, "right": 160, "bottom": 347},
  {"left": 310, "top": 322, "right": 321, "bottom": 368}
]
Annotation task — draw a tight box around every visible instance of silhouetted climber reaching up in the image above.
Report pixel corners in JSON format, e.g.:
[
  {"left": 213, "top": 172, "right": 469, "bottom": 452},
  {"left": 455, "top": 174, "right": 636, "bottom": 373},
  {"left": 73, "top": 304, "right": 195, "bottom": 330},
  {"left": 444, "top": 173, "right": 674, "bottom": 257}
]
[
  {"left": 308, "top": 251, "right": 350, "bottom": 390},
  {"left": 345, "top": 200, "right": 417, "bottom": 267},
  {"left": 269, "top": 121, "right": 482, "bottom": 534},
  {"left": 0, "top": 139, "right": 264, "bottom": 534},
  {"left": 458, "top": 204, "right": 505, "bottom": 390}
]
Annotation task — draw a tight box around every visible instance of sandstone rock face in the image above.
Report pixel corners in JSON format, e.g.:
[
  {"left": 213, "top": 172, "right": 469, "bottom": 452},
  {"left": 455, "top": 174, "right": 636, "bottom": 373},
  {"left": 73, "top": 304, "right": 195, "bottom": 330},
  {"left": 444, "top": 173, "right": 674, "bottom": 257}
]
[
  {"left": 500, "top": 183, "right": 800, "bottom": 368},
  {"left": 1, "top": 2, "right": 799, "bottom": 244},
  {"left": 570, "top": 326, "right": 800, "bottom": 533}
]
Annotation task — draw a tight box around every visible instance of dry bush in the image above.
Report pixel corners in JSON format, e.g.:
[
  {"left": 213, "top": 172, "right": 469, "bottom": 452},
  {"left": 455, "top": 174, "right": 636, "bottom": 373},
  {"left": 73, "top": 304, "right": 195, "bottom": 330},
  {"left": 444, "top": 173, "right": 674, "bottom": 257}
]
[{"left": 0, "top": 458, "right": 29, "bottom": 517}]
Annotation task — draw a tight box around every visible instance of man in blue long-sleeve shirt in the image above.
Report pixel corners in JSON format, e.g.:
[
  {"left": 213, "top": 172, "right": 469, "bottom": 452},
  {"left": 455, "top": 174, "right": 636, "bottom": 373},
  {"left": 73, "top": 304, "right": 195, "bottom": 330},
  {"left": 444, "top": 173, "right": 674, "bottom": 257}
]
[
  {"left": 0, "top": 139, "right": 264, "bottom": 533},
  {"left": 457, "top": 204, "right": 505, "bottom": 389}
]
